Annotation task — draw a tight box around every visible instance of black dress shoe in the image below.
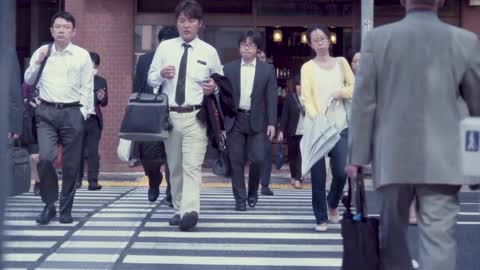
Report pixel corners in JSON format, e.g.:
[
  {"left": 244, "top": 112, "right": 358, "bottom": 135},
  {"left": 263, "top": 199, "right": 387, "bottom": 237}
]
[
  {"left": 261, "top": 187, "right": 274, "bottom": 196},
  {"left": 88, "top": 183, "right": 102, "bottom": 191},
  {"left": 33, "top": 182, "right": 40, "bottom": 196},
  {"left": 160, "top": 197, "right": 173, "bottom": 208},
  {"left": 179, "top": 211, "right": 198, "bottom": 231},
  {"left": 235, "top": 203, "right": 247, "bottom": 211},
  {"left": 247, "top": 196, "right": 258, "bottom": 208},
  {"left": 36, "top": 204, "right": 56, "bottom": 225},
  {"left": 59, "top": 213, "right": 73, "bottom": 224},
  {"left": 148, "top": 187, "right": 160, "bottom": 202},
  {"left": 169, "top": 214, "right": 181, "bottom": 226}
]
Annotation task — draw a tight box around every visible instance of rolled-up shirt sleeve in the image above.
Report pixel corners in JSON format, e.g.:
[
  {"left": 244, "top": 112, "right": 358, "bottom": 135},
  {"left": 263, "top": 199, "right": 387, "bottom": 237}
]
[{"left": 148, "top": 43, "right": 166, "bottom": 89}]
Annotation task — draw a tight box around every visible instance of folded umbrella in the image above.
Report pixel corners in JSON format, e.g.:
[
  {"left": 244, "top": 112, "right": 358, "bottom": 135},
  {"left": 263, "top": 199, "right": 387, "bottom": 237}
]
[{"left": 300, "top": 114, "right": 341, "bottom": 177}]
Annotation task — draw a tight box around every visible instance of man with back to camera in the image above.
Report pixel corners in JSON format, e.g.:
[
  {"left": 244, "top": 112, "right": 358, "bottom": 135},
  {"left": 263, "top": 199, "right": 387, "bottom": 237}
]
[
  {"left": 24, "top": 11, "right": 94, "bottom": 225},
  {"left": 346, "top": 0, "right": 480, "bottom": 269},
  {"left": 148, "top": 0, "right": 223, "bottom": 231}
]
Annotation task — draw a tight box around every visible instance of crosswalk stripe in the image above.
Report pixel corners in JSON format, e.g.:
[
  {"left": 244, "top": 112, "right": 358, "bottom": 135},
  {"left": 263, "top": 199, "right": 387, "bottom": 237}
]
[
  {"left": 3, "top": 253, "right": 43, "bottom": 262},
  {"left": 4, "top": 241, "right": 57, "bottom": 248},
  {"left": 131, "top": 242, "right": 343, "bottom": 252},
  {"left": 144, "top": 222, "right": 340, "bottom": 229},
  {"left": 138, "top": 231, "right": 342, "bottom": 240},
  {"left": 46, "top": 253, "right": 119, "bottom": 262},
  {"left": 151, "top": 214, "right": 315, "bottom": 220},
  {"left": 123, "top": 255, "right": 342, "bottom": 267}
]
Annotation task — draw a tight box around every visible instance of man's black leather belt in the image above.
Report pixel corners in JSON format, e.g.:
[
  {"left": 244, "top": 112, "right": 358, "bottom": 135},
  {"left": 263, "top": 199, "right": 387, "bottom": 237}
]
[
  {"left": 169, "top": 105, "right": 202, "bottom": 113},
  {"left": 238, "top": 108, "right": 251, "bottom": 114},
  {"left": 40, "top": 99, "right": 81, "bottom": 109}
]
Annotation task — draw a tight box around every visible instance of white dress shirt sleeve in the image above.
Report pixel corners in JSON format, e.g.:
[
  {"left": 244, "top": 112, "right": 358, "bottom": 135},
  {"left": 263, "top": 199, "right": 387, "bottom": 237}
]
[
  {"left": 24, "top": 47, "right": 43, "bottom": 85},
  {"left": 79, "top": 53, "right": 95, "bottom": 119},
  {"left": 211, "top": 50, "right": 223, "bottom": 76},
  {"left": 148, "top": 43, "right": 166, "bottom": 89}
]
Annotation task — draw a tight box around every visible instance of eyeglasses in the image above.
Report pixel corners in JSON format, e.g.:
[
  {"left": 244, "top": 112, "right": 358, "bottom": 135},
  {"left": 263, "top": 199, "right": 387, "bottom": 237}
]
[{"left": 240, "top": 42, "right": 257, "bottom": 49}]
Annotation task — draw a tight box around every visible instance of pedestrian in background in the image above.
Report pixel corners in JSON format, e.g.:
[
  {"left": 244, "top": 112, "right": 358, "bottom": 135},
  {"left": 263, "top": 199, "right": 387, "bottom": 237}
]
[
  {"left": 278, "top": 74, "right": 304, "bottom": 189},
  {"left": 133, "top": 26, "right": 178, "bottom": 206},
  {"left": 76, "top": 52, "right": 108, "bottom": 191}
]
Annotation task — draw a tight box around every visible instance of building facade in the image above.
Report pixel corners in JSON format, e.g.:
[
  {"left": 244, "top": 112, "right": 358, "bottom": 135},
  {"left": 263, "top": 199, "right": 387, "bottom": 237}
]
[{"left": 16, "top": 0, "right": 480, "bottom": 172}]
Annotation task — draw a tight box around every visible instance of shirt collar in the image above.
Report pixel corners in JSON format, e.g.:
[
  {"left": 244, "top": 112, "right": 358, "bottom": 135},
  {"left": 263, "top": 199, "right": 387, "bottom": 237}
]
[
  {"left": 52, "top": 42, "right": 74, "bottom": 55},
  {"left": 180, "top": 36, "right": 200, "bottom": 50},
  {"left": 241, "top": 58, "right": 256, "bottom": 67}
]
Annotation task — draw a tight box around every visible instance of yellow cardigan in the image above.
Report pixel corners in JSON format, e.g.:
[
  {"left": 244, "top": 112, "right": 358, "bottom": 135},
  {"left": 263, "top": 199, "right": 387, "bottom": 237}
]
[{"left": 300, "top": 57, "right": 355, "bottom": 119}]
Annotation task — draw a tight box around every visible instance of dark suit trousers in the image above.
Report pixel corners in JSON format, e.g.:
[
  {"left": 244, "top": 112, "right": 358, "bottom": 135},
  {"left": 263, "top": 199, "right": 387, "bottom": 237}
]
[
  {"left": 141, "top": 160, "right": 171, "bottom": 201},
  {"left": 79, "top": 115, "right": 101, "bottom": 184},
  {"left": 227, "top": 112, "right": 265, "bottom": 204},
  {"left": 260, "top": 134, "right": 273, "bottom": 188},
  {"left": 287, "top": 135, "right": 302, "bottom": 181},
  {"left": 36, "top": 104, "right": 84, "bottom": 215}
]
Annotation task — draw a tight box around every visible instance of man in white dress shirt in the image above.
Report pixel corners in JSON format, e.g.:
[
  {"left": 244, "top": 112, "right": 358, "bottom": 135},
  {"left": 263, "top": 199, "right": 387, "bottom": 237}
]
[
  {"left": 24, "top": 11, "right": 94, "bottom": 225},
  {"left": 148, "top": 0, "right": 222, "bottom": 231}
]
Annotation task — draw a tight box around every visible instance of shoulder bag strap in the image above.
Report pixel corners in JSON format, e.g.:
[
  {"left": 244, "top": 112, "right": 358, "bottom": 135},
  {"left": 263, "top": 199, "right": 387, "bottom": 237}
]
[
  {"left": 33, "top": 43, "right": 53, "bottom": 90},
  {"left": 292, "top": 93, "right": 306, "bottom": 116}
]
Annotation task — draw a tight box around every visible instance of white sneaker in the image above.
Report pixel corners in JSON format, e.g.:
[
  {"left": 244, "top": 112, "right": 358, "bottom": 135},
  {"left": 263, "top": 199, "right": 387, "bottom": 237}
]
[{"left": 315, "top": 223, "right": 328, "bottom": 232}]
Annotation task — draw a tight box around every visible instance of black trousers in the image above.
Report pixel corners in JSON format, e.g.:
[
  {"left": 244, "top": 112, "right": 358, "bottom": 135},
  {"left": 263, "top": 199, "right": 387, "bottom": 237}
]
[
  {"left": 139, "top": 141, "right": 171, "bottom": 201},
  {"left": 36, "top": 104, "right": 84, "bottom": 215},
  {"left": 141, "top": 160, "right": 171, "bottom": 201},
  {"left": 78, "top": 115, "right": 101, "bottom": 184},
  {"left": 287, "top": 135, "right": 302, "bottom": 181},
  {"left": 227, "top": 112, "right": 265, "bottom": 204}
]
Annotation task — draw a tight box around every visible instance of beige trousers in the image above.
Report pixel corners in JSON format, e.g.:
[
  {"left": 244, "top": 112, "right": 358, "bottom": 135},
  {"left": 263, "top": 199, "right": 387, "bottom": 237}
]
[{"left": 164, "top": 111, "right": 207, "bottom": 217}]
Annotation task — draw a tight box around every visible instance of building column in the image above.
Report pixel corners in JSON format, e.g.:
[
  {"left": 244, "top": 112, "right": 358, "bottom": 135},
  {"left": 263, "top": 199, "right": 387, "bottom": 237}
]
[
  {"left": 65, "top": 0, "right": 136, "bottom": 172},
  {"left": 361, "top": 0, "right": 374, "bottom": 43}
]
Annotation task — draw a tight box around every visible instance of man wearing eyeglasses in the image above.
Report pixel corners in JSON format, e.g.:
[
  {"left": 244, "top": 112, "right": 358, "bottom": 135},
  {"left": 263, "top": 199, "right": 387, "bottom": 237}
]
[{"left": 223, "top": 31, "right": 278, "bottom": 211}]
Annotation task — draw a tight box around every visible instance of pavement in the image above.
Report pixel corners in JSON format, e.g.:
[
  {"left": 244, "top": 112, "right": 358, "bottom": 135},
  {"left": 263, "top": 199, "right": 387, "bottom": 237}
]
[{"left": 3, "top": 183, "right": 480, "bottom": 270}]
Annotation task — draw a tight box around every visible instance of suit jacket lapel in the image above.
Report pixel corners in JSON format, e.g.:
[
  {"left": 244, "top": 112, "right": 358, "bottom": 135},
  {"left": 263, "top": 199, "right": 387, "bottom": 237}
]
[
  {"left": 234, "top": 60, "right": 242, "bottom": 107},
  {"left": 251, "top": 62, "right": 261, "bottom": 99}
]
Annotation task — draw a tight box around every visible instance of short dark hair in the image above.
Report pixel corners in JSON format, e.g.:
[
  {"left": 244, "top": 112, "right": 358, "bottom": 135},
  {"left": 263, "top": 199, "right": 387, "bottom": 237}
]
[
  {"left": 306, "top": 25, "right": 330, "bottom": 44},
  {"left": 175, "top": 0, "right": 203, "bottom": 21},
  {"left": 51, "top": 11, "right": 76, "bottom": 29},
  {"left": 89, "top": 52, "right": 101, "bottom": 66},
  {"left": 157, "top": 26, "right": 179, "bottom": 42},
  {"left": 292, "top": 74, "right": 300, "bottom": 86},
  {"left": 238, "top": 31, "right": 263, "bottom": 51}
]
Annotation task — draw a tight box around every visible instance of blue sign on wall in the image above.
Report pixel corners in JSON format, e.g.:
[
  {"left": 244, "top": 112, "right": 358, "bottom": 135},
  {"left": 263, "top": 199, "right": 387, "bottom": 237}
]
[{"left": 465, "top": 131, "right": 480, "bottom": 152}]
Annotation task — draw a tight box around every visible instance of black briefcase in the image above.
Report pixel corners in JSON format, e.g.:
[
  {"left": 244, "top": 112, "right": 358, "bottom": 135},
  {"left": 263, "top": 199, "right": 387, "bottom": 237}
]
[
  {"left": 341, "top": 172, "right": 380, "bottom": 270},
  {"left": 119, "top": 93, "right": 171, "bottom": 141},
  {"left": 9, "top": 143, "right": 31, "bottom": 196}
]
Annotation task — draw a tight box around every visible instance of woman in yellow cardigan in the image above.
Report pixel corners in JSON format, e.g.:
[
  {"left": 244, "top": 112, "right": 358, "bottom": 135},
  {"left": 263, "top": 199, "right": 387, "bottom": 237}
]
[{"left": 301, "top": 25, "right": 355, "bottom": 232}]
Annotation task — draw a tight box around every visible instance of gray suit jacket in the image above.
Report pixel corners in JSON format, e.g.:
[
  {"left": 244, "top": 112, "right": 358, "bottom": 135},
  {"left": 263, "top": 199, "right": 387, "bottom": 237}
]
[
  {"left": 223, "top": 59, "right": 278, "bottom": 133},
  {"left": 349, "top": 11, "right": 480, "bottom": 188}
]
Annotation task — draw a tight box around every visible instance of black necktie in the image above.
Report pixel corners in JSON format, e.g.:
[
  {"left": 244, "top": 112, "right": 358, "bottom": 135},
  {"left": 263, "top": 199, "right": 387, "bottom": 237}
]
[{"left": 175, "top": 43, "right": 190, "bottom": 106}]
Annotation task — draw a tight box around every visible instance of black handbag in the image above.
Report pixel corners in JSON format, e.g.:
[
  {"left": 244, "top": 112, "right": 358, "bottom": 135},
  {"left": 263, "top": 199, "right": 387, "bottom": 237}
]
[
  {"left": 21, "top": 43, "right": 53, "bottom": 145},
  {"left": 212, "top": 133, "right": 231, "bottom": 177},
  {"left": 119, "top": 92, "right": 171, "bottom": 141},
  {"left": 341, "top": 171, "right": 380, "bottom": 270},
  {"left": 9, "top": 140, "right": 31, "bottom": 196},
  {"left": 21, "top": 104, "right": 37, "bottom": 145}
]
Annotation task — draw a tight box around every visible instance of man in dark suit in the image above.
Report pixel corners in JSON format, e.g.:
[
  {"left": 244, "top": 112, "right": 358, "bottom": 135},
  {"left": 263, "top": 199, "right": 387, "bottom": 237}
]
[
  {"left": 132, "top": 27, "right": 178, "bottom": 205},
  {"left": 223, "top": 30, "right": 278, "bottom": 211},
  {"left": 77, "top": 52, "right": 108, "bottom": 190},
  {"left": 278, "top": 75, "right": 304, "bottom": 189}
]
